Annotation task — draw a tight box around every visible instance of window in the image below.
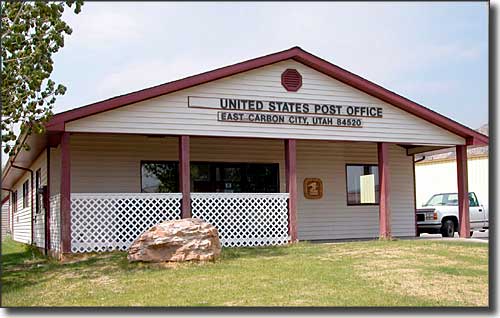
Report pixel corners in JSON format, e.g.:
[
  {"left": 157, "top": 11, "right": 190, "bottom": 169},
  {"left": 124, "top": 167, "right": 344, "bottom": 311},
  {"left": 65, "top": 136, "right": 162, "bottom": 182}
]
[
  {"left": 191, "top": 163, "right": 212, "bottom": 192},
  {"left": 35, "top": 169, "right": 41, "bottom": 214},
  {"left": 141, "top": 161, "right": 179, "bottom": 193},
  {"left": 346, "top": 164, "right": 379, "bottom": 205},
  {"left": 191, "top": 162, "right": 279, "bottom": 193},
  {"left": 244, "top": 164, "right": 279, "bottom": 193},
  {"left": 22, "top": 180, "right": 30, "bottom": 209},
  {"left": 140, "top": 161, "right": 280, "bottom": 193},
  {"left": 12, "top": 191, "right": 18, "bottom": 213},
  {"left": 423, "top": 192, "right": 478, "bottom": 207},
  {"left": 469, "top": 192, "right": 479, "bottom": 207},
  {"left": 424, "top": 194, "right": 447, "bottom": 206}
]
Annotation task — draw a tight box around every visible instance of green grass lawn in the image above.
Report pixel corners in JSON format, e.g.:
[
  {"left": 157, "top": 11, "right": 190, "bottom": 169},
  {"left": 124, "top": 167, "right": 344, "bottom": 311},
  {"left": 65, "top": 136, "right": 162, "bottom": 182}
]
[{"left": 1, "top": 237, "right": 488, "bottom": 307}]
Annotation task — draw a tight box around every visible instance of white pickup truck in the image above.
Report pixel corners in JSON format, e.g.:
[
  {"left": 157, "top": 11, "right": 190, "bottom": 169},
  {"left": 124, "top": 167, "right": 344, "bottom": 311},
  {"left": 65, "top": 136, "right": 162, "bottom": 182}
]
[{"left": 416, "top": 192, "right": 489, "bottom": 237}]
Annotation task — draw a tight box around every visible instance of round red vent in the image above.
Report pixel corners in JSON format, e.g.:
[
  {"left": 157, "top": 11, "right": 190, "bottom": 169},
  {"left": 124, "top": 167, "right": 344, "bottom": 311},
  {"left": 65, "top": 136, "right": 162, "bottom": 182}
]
[{"left": 281, "top": 69, "right": 302, "bottom": 92}]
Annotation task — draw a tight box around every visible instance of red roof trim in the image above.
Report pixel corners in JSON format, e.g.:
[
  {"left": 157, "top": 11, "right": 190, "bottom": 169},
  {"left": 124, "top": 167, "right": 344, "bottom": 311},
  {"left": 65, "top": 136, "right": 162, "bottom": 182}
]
[
  {"left": 290, "top": 51, "right": 488, "bottom": 146},
  {"left": 46, "top": 46, "right": 488, "bottom": 145},
  {"left": 46, "top": 48, "right": 300, "bottom": 130}
]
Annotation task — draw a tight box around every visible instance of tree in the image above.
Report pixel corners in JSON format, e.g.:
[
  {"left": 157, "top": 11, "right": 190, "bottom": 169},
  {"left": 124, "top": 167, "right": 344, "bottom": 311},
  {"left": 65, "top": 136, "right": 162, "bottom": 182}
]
[
  {"left": 1, "top": 0, "right": 83, "bottom": 156},
  {"left": 143, "top": 163, "right": 179, "bottom": 193}
]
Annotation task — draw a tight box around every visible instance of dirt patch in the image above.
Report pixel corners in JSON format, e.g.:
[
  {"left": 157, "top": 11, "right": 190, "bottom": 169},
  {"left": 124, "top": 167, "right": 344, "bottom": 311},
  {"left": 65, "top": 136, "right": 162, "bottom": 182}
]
[
  {"left": 89, "top": 275, "right": 116, "bottom": 286},
  {"left": 351, "top": 247, "right": 488, "bottom": 306}
]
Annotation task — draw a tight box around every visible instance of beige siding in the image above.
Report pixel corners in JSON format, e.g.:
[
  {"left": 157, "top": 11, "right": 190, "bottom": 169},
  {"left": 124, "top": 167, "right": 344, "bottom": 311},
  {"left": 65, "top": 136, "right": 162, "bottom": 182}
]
[
  {"left": 12, "top": 171, "right": 31, "bottom": 244},
  {"left": 66, "top": 60, "right": 464, "bottom": 146},
  {"left": 69, "top": 133, "right": 415, "bottom": 240},
  {"left": 70, "top": 134, "right": 286, "bottom": 193},
  {"left": 2, "top": 200, "right": 10, "bottom": 236},
  {"left": 10, "top": 151, "right": 48, "bottom": 245},
  {"left": 415, "top": 157, "right": 489, "bottom": 208},
  {"left": 50, "top": 146, "right": 61, "bottom": 196},
  {"left": 31, "top": 151, "right": 47, "bottom": 248},
  {"left": 297, "top": 141, "right": 415, "bottom": 240}
]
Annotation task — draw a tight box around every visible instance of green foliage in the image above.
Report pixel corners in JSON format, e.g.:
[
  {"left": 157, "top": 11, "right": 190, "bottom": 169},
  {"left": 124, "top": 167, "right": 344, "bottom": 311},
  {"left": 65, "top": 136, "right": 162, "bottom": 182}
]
[
  {"left": 1, "top": 0, "right": 83, "bottom": 155},
  {"left": 143, "top": 163, "right": 179, "bottom": 193}
]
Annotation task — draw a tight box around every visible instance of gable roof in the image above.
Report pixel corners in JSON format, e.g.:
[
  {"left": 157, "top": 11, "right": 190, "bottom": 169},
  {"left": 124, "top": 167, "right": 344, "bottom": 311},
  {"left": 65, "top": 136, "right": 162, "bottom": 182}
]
[
  {"left": 47, "top": 46, "right": 488, "bottom": 145},
  {"left": 416, "top": 124, "right": 489, "bottom": 163}
]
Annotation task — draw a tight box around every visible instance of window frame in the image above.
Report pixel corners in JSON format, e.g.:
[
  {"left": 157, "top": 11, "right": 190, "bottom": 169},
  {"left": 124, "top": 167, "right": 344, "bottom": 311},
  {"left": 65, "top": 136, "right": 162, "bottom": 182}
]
[
  {"left": 140, "top": 160, "right": 180, "bottom": 193},
  {"left": 22, "top": 180, "right": 30, "bottom": 209},
  {"left": 139, "top": 160, "right": 280, "bottom": 194},
  {"left": 345, "top": 163, "right": 380, "bottom": 206},
  {"left": 191, "top": 161, "right": 280, "bottom": 193},
  {"left": 12, "top": 191, "right": 18, "bottom": 214}
]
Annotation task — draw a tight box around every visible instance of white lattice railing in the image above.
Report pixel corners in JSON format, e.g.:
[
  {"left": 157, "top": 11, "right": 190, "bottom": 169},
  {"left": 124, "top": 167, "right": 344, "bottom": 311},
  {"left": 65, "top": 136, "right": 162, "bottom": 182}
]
[
  {"left": 50, "top": 194, "right": 61, "bottom": 252},
  {"left": 70, "top": 193, "right": 182, "bottom": 253},
  {"left": 191, "top": 193, "right": 290, "bottom": 247}
]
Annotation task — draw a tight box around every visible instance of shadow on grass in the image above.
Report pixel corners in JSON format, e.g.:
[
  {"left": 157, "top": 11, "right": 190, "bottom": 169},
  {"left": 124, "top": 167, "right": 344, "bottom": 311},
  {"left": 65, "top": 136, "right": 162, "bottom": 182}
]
[
  {"left": 2, "top": 244, "right": 54, "bottom": 293},
  {"left": 221, "top": 244, "right": 292, "bottom": 260},
  {"left": 2, "top": 240, "right": 134, "bottom": 294}
]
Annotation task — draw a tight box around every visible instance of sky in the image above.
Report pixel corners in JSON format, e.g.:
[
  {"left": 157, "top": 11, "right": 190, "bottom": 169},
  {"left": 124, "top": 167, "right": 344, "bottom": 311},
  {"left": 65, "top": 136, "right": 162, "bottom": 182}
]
[
  {"left": 49, "top": 2, "right": 488, "bottom": 129},
  {"left": 0, "top": 2, "right": 489, "bottom": 168}
]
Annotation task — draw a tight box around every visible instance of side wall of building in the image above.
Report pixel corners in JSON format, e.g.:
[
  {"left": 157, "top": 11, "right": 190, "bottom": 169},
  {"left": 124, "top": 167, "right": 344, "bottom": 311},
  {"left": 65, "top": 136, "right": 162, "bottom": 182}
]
[
  {"left": 2, "top": 200, "right": 10, "bottom": 236},
  {"left": 10, "top": 150, "right": 48, "bottom": 246},
  {"left": 31, "top": 151, "right": 48, "bottom": 248},
  {"left": 11, "top": 170, "right": 32, "bottom": 244},
  {"left": 415, "top": 157, "right": 489, "bottom": 208}
]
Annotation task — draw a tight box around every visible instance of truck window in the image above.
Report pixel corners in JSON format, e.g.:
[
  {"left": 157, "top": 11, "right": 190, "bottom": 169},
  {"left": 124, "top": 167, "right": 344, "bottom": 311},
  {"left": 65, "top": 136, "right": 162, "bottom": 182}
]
[
  {"left": 424, "top": 193, "right": 458, "bottom": 206},
  {"left": 469, "top": 193, "right": 479, "bottom": 207},
  {"left": 424, "top": 194, "right": 445, "bottom": 206},
  {"left": 447, "top": 194, "right": 458, "bottom": 205},
  {"left": 424, "top": 192, "right": 479, "bottom": 207}
]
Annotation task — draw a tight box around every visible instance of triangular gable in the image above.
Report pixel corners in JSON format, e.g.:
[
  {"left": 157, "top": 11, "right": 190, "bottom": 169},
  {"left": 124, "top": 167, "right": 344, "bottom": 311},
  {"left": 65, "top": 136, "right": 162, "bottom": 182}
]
[
  {"left": 61, "top": 59, "right": 464, "bottom": 146},
  {"left": 47, "top": 47, "right": 488, "bottom": 146}
]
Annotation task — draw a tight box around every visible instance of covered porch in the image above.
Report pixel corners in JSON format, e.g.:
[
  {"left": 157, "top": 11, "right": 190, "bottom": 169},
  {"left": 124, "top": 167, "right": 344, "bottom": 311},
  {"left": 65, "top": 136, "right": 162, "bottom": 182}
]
[
  {"left": 49, "top": 133, "right": 300, "bottom": 254},
  {"left": 45, "top": 132, "right": 437, "bottom": 255}
]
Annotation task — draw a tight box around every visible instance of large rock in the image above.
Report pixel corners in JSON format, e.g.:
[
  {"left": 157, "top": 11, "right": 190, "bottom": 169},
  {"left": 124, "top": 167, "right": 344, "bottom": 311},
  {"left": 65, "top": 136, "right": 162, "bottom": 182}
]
[{"left": 127, "top": 218, "right": 221, "bottom": 262}]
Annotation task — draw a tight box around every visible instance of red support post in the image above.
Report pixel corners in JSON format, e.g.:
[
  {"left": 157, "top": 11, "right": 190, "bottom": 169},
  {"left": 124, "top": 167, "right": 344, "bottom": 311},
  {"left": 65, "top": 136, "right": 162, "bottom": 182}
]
[
  {"left": 179, "top": 136, "right": 191, "bottom": 218},
  {"left": 378, "top": 142, "right": 391, "bottom": 238},
  {"left": 456, "top": 145, "right": 470, "bottom": 238},
  {"left": 60, "top": 132, "right": 72, "bottom": 253},
  {"left": 285, "top": 139, "right": 298, "bottom": 242}
]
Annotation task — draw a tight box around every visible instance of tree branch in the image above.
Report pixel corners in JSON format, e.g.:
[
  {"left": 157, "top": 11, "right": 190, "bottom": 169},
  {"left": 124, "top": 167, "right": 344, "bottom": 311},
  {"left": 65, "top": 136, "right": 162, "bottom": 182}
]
[
  {"left": 2, "top": 55, "right": 32, "bottom": 63},
  {"left": 1, "top": 2, "right": 26, "bottom": 39}
]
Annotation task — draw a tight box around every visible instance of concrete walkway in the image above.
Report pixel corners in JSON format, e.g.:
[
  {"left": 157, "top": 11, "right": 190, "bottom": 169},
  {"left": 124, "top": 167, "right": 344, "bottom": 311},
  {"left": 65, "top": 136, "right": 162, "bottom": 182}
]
[{"left": 418, "top": 230, "right": 489, "bottom": 243}]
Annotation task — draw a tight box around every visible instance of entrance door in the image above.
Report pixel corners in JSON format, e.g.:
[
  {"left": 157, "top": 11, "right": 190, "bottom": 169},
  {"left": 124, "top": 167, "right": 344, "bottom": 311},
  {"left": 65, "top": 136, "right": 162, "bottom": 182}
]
[
  {"left": 215, "top": 165, "right": 243, "bottom": 193},
  {"left": 191, "top": 162, "right": 279, "bottom": 193}
]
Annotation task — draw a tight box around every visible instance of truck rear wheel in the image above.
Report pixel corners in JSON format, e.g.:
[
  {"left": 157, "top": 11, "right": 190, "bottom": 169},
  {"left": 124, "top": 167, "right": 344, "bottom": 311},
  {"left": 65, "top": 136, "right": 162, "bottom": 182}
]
[{"left": 441, "top": 219, "right": 455, "bottom": 237}]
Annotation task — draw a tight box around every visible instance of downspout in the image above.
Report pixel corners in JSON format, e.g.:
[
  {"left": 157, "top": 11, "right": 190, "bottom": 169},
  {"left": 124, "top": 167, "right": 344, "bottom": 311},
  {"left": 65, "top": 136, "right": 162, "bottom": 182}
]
[
  {"left": 414, "top": 156, "right": 426, "bottom": 163},
  {"left": 1, "top": 188, "right": 14, "bottom": 237},
  {"left": 10, "top": 163, "right": 34, "bottom": 245}
]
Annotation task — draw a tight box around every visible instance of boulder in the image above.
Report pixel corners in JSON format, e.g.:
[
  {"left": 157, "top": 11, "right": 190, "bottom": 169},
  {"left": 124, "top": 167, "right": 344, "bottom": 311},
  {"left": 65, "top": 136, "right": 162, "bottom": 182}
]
[{"left": 127, "top": 218, "right": 221, "bottom": 262}]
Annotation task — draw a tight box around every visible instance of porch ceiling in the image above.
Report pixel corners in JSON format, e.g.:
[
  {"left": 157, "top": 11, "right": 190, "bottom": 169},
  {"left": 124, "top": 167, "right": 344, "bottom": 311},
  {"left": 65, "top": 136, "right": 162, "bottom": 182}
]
[{"left": 1, "top": 132, "right": 47, "bottom": 189}]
